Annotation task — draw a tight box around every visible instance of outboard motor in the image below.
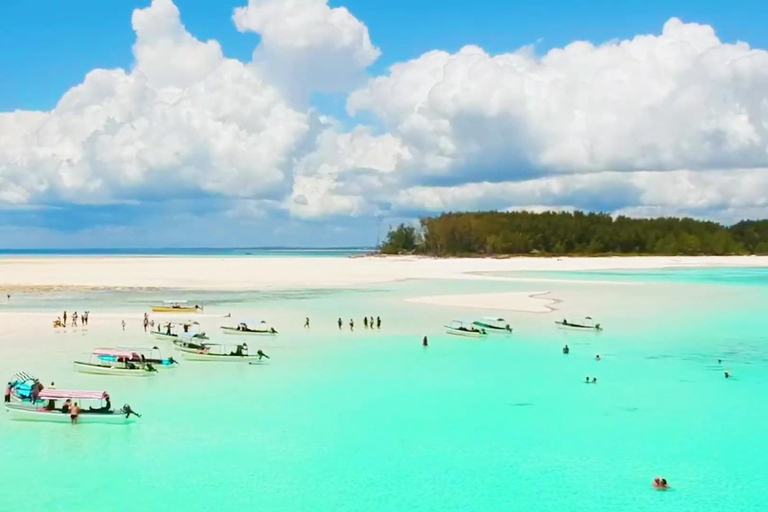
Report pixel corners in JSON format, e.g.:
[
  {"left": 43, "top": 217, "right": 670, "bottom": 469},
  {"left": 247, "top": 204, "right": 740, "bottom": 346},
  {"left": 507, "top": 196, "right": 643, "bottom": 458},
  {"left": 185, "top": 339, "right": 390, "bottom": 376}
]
[{"left": 122, "top": 404, "right": 141, "bottom": 418}]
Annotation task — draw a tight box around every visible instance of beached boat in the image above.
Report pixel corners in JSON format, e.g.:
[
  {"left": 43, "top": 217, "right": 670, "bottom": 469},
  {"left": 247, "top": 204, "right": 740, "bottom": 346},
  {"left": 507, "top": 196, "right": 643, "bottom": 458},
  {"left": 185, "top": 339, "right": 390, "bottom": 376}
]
[
  {"left": 5, "top": 389, "right": 140, "bottom": 424},
  {"left": 473, "top": 317, "right": 513, "bottom": 334},
  {"left": 555, "top": 316, "right": 603, "bottom": 331},
  {"left": 178, "top": 343, "right": 266, "bottom": 363},
  {"left": 220, "top": 319, "right": 278, "bottom": 336},
  {"left": 151, "top": 300, "right": 202, "bottom": 313},
  {"left": 114, "top": 346, "right": 179, "bottom": 368},
  {"left": 74, "top": 349, "right": 158, "bottom": 376},
  {"left": 444, "top": 320, "right": 488, "bottom": 338}
]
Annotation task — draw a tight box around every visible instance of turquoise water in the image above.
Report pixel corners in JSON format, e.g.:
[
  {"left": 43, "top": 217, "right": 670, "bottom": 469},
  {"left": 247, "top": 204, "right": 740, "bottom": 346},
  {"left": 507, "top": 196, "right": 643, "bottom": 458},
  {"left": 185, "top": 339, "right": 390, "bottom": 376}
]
[{"left": 1, "top": 267, "right": 767, "bottom": 511}]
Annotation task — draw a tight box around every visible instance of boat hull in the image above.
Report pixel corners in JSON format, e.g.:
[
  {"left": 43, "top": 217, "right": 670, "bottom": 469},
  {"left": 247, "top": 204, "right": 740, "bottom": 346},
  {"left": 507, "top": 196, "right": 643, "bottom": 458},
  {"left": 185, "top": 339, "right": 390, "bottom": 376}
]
[
  {"left": 445, "top": 327, "right": 487, "bottom": 338},
  {"left": 555, "top": 323, "right": 601, "bottom": 332},
  {"left": 4, "top": 404, "right": 137, "bottom": 424},
  {"left": 151, "top": 307, "right": 198, "bottom": 313},
  {"left": 220, "top": 327, "right": 277, "bottom": 337},
  {"left": 180, "top": 351, "right": 263, "bottom": 363},
  {"left": 473, "top": 324, "right": 513, "bottom": 334},
  {"left": 73, "top": 362, "right": 155, "bottom": 377}
]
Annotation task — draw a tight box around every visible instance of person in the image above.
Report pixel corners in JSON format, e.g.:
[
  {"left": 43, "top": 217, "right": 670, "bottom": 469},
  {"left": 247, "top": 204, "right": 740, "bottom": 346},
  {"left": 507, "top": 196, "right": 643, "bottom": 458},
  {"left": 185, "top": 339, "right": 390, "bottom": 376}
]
[
  {"left": 725, "top": 370, "right": 730, "bottom": 379},
  {"left": 376, "top": 316, "right": 381, "bottom": 329},
  {"left": 72, "top": 312, "right": 78, "bottom": 327},
  {"left": 4, "top": 382, "right": 10, "bottom": 403},
  {"left": 563, "top": 345, "right": 569, "bottom": 354},
  {"left": 121, "top": 320, "right": 126, "bottom": 331},
  {"left": 653, "top": 477, "right": 669, "bottom": 490},
  {"left": 364, "top": 317, "right": 369, "bottom": 329},
  {"left": 166, "top": 323, "right": 172, "bottom": 336},
  {"left": 50, "top": 382, "right": 55, "bottom": 389},
  {"left": 61, "top": 399, "right": 71, "bottom": 414},
  {"left": 585, "top": 376, "right": 590, "bottom": 383},
  {"left": 349, "top": 319, "right": 354, "bottom": 331},
  {"left": 242, "top": 343, "right": 249, "bottom": 355},
  {"left": 338, "top": 318, "right": 343, "bottom": 330},
  {"left": 70, "top": 402, "right": 79, "bottom": 424},
  {"left": 596, "top": 354, "right": 601, "bottom": 361},
  {"left": 257, "top": 349, "right": 270, "bottom": 360},
  {"left": 30, "top": 384, "right": 40, "bottom": 404},
  {"left": 83, "top": 311, "right": 89, "bottom": 326},
  {"left": 183, "top": 323, "right": 190, "bottom": 333},
  {"left": 370, "top": 316, "right": 375, "bottom": 329},
  {"left": 592, "top": 377, "right": 597, "bottom": 384},
  {"left": 304, "top": 317, "right": 310, "bottom": 329},
  {"left": 143, "top": 314, "right": 149, "bottom": 332},
  {"left": 63, "top": 311, "right": 67, "bottom": 325},
  {"left": 718, "top": 359, "right": 722, "bottom": 364},
  {"left": 423, "top": 336, "right": 428, "bottom": 347}
]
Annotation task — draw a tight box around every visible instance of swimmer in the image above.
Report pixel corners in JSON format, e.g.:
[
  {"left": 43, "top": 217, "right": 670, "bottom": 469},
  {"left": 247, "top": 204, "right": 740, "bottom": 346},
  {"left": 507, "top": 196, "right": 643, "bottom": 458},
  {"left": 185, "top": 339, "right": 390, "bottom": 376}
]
[
  {"left": 562, "top": 345, "right": 569, "bottom": 354},
  {"left": 591, "top": 377, "right": 597, "bottom": 384},
  {"left": 653, "top": 477, "right": 669, "bottom": 490},
  {"left": 585, "top": 376, "right": 590, "bottom": 383},
  {"left": 595, "top": 354, "right": 601, "bottom": 361}
]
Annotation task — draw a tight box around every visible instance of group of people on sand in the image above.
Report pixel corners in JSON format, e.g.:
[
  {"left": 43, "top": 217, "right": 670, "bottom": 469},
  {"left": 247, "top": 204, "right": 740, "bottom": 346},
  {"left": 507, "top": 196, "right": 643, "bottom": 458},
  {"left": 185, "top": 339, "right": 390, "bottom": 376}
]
[
  {"left": 337, "top": 316, "right": 382, "bottom": 331},
  {"left": 53, "top": 310, "right": 89, "bottom": 328}
]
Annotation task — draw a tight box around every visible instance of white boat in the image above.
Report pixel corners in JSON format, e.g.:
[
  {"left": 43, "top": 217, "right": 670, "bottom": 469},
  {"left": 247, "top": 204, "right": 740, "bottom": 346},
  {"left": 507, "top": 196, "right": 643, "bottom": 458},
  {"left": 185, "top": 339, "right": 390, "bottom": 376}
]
[
  {"left": 152, "top": 321, "right": 208, "bottom": 342},
  {"left": 74, "top": 349, "right": 158, "bottom": 376},
  {"left": 444, "top": 320, "right": 488, "bottom": 338},
  {"left": 178, "top": 343, "right": 267, "bottom": 363},
  {"left": 473, "top": 317, "right": 513, "bottom": 334},
  {"left": 220, "top": 319, "right": 278, "bottom": 336},
  {"left": 555, "top": 316, "right": 603, "bottom": 331},
  {"left": 4, "top": 389, "right": 140, "bottom": 424}
]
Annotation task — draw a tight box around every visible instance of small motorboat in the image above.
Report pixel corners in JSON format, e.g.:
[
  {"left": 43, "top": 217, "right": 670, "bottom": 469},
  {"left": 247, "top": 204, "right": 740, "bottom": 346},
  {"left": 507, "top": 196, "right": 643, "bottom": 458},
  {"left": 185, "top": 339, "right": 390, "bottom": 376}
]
[
  {"left": 74, "top": 349, "right": 158, "bottom": 376},
  {"left": 115, "top": 346, "right": 179, "bottom": 368},
  {"left": 472, "top": 317, "right": 513, "bottom": 334},
  {"left": 178, "top": 343, "right": 265, "bottom": 363},
  {"left": 5, "top": 389, "right": 140, "bottom": 424},
  {"left": 220, "top": 319, "right": 278, "bottom": 336},
  {"left": 444, "top": 319, "right": 488, "bottom": 338},
  {"left": 555, "top": 316, "right": 602, "bottom": 331},
  {"left": 151, "top": 300, "right": 202, "bottom": 313}
]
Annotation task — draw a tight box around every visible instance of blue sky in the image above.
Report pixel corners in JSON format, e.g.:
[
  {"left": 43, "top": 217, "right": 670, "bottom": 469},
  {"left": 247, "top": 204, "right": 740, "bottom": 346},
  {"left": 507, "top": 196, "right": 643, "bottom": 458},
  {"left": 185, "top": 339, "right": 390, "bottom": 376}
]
[
  {"left": 2, "top": 0, "right": 766, "bottom": 112},
  {"left": 1, "top": 0, "right": 767, "bottom": 247}
]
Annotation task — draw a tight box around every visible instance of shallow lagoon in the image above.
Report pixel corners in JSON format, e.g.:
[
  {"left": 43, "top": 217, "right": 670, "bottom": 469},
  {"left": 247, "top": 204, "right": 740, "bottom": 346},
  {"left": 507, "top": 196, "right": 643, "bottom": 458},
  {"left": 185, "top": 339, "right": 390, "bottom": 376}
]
[{"left": 1, "top": 268, "right": 766, "bottom": 511}]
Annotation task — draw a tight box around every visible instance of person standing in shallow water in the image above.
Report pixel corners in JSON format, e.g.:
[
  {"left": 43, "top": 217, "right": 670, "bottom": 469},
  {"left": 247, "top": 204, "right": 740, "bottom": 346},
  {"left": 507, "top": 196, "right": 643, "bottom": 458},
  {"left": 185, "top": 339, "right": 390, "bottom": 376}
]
[
  {"left": 304, "top": 317, "right": 310, "bottom": 329},
  {"left": 376, "top": 317, "right": 381, "bottom": 329},
  {"left": 337, "top": 318, "right": 342, "bottom": 330},
  {"left": 63, "top": 311, "right": 67, "bottom": 325},
  {"left": 423, "top": 336, "right": 428, "bottom": 347},
  {"left": 70, "top": 402, "right": 79, "bottom": 424},
  {"left": 349, "top": 319, "right": 354, "bottom": 331},
  {"left": 363, "top": 317, "right": 369, "bottom": 329}
]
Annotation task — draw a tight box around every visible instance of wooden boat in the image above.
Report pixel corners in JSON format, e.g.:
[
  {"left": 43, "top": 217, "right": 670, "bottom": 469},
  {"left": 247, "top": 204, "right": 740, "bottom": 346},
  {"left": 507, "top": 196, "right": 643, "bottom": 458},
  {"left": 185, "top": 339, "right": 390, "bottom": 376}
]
[
  {"left": 178, "top": 343, "right": 265, "bottom": 363},
  {"left": 555, "top": 316, "right": 603, "bottom": 331},
  {"left": 151, "top": 300, "right": 202, "bottom": 313},
  {"left": 152, "top": 321, "right": 208, "bottom": 342},
  {"left": 115, "top": 346, "right": 179, "bottom": 368},
  {"left": 5, "top": 389, "right": 140, "bottom": 424},
  {"left": 74, "top": 349, "right": 158, "bottom": 376},
  {"left": 444, "top": 320, "right": 488, "bottom": 338},
  {"left": 473, "top": 317, "right": 513, "bottom": 334},
  {"left": 220, "top": 319, "right": 278, "bottom": 336}
]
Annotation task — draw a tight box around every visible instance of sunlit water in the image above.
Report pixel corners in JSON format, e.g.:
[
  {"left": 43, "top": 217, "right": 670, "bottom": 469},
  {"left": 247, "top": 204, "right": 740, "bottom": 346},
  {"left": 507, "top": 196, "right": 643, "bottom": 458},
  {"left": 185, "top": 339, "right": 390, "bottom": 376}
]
[{"left": 1, "top": 266, "right": 767, "bottom": 511}]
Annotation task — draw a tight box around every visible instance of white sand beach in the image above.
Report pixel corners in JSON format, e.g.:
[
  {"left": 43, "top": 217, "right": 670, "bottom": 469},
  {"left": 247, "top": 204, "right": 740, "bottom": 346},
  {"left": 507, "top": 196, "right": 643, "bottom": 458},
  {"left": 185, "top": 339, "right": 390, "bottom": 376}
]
[{"left": 0, "top": 255, "right": 765, "bottom": 291}]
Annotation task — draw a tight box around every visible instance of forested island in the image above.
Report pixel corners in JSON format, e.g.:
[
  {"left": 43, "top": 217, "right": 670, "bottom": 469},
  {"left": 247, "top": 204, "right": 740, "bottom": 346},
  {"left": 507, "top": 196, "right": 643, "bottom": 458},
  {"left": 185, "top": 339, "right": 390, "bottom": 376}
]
[{"left": 379, "top": 211, "right": 768, "bottom": 256}]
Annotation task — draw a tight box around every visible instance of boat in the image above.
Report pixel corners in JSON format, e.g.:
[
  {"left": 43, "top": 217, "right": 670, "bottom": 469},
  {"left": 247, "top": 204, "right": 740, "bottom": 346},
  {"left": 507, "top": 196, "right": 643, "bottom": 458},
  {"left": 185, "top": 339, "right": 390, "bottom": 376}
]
[
  {"left": 473, "top": 317, "right": 513, "bottom": 333},
  {"left": 114, "top": 346, "right": 179, "bottom": 368},
  {"left": 151, "top": 300, "right": 202, "bottom": 313},
  {"left": 152, "top": 321, "right": 208, "bottom": 342},
  {"left": 444, "top": 319, "right": 488, "bottom": 338},
  {"left": 5, "top": 389, "right": 140, "bottom": 424},
  {"left": 220, "top": 319, "right": 278, "bottom": 336},
  {"left": 178, "top": 343, "right": 266, "bottom": 363},
  {"left": 74, "top": 349, "right": 158, "bottom": 376},
  {"left": 555, "top": 316, "right": 603, "bottom": 331}
]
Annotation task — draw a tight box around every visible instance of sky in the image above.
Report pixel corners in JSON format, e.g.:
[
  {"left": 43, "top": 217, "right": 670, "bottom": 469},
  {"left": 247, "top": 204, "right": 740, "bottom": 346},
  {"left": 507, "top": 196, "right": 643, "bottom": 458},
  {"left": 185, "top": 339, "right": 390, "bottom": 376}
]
[{"left": 0, "top": 0, "right": 767, "bottom": 247}]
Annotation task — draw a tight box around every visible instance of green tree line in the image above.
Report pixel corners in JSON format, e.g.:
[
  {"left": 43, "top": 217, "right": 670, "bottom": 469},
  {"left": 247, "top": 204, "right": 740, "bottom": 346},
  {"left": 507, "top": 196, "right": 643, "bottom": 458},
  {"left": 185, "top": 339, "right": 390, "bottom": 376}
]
[{"left": 379, "top": 211, "right": 768, "bottom": 256}]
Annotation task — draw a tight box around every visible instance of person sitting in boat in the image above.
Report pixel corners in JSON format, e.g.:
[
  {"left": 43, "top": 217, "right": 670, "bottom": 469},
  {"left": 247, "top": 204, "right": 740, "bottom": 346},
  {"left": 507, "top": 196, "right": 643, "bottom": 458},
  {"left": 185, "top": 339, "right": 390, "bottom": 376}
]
[
  {"left": 197, "top": 345, "right": 209, "bottom": 354},
  {"left": 89, "top": 393, "right": 111, "bottom": 413}
]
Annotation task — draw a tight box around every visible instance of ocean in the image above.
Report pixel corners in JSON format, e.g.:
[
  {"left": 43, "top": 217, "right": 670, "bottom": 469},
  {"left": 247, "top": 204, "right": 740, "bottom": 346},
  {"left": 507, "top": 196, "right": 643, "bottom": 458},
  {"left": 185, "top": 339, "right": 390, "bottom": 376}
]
[{"left": 0, "top": 264, "right": 766, "bottom": 511}]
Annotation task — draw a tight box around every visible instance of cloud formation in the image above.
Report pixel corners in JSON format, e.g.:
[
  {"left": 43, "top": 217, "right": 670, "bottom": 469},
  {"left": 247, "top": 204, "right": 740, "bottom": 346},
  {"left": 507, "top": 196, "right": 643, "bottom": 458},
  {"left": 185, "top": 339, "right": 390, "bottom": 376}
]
[{"left": 1, "top": 2, "right": 768, "bottom": 245}]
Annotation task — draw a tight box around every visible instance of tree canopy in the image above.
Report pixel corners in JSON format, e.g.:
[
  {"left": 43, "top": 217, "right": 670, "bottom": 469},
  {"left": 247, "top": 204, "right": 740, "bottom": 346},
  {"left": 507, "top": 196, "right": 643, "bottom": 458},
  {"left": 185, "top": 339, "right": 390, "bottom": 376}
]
[{"left": 379, "top": 211, "right": 768, "bottom": 256}]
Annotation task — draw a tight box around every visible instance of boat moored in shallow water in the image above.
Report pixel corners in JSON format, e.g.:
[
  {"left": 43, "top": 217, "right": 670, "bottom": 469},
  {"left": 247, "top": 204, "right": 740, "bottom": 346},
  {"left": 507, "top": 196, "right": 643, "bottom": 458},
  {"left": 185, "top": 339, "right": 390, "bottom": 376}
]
[
  {"left": 178, "top": 343, "right": 267, "bottom": 363},
  {"left": 5, "top": 389, "right": 140, "bottom": 424},
  {"left": 473, "top": 317, "right": 513, "bottom": 334},
  {"left": 555, "top": 316, "right": 602, "bottom": 331},
  {"left": 151, "top": 300, "right": 202, "bottom": 313},
  {"left": 115, "top": 346, "right": 179, "bottom": 368},
  {"left": 445, "top": 320, "right": 488, "bottom": 338},
  {"left": 220, "top": 319, "right": 278, "bottom": 336},
  {"left": 74, "top": 349, "right": 158, "bottom": 376},
  {"left": 152, "top": 321, "right": 208, "bottom": 342}
]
